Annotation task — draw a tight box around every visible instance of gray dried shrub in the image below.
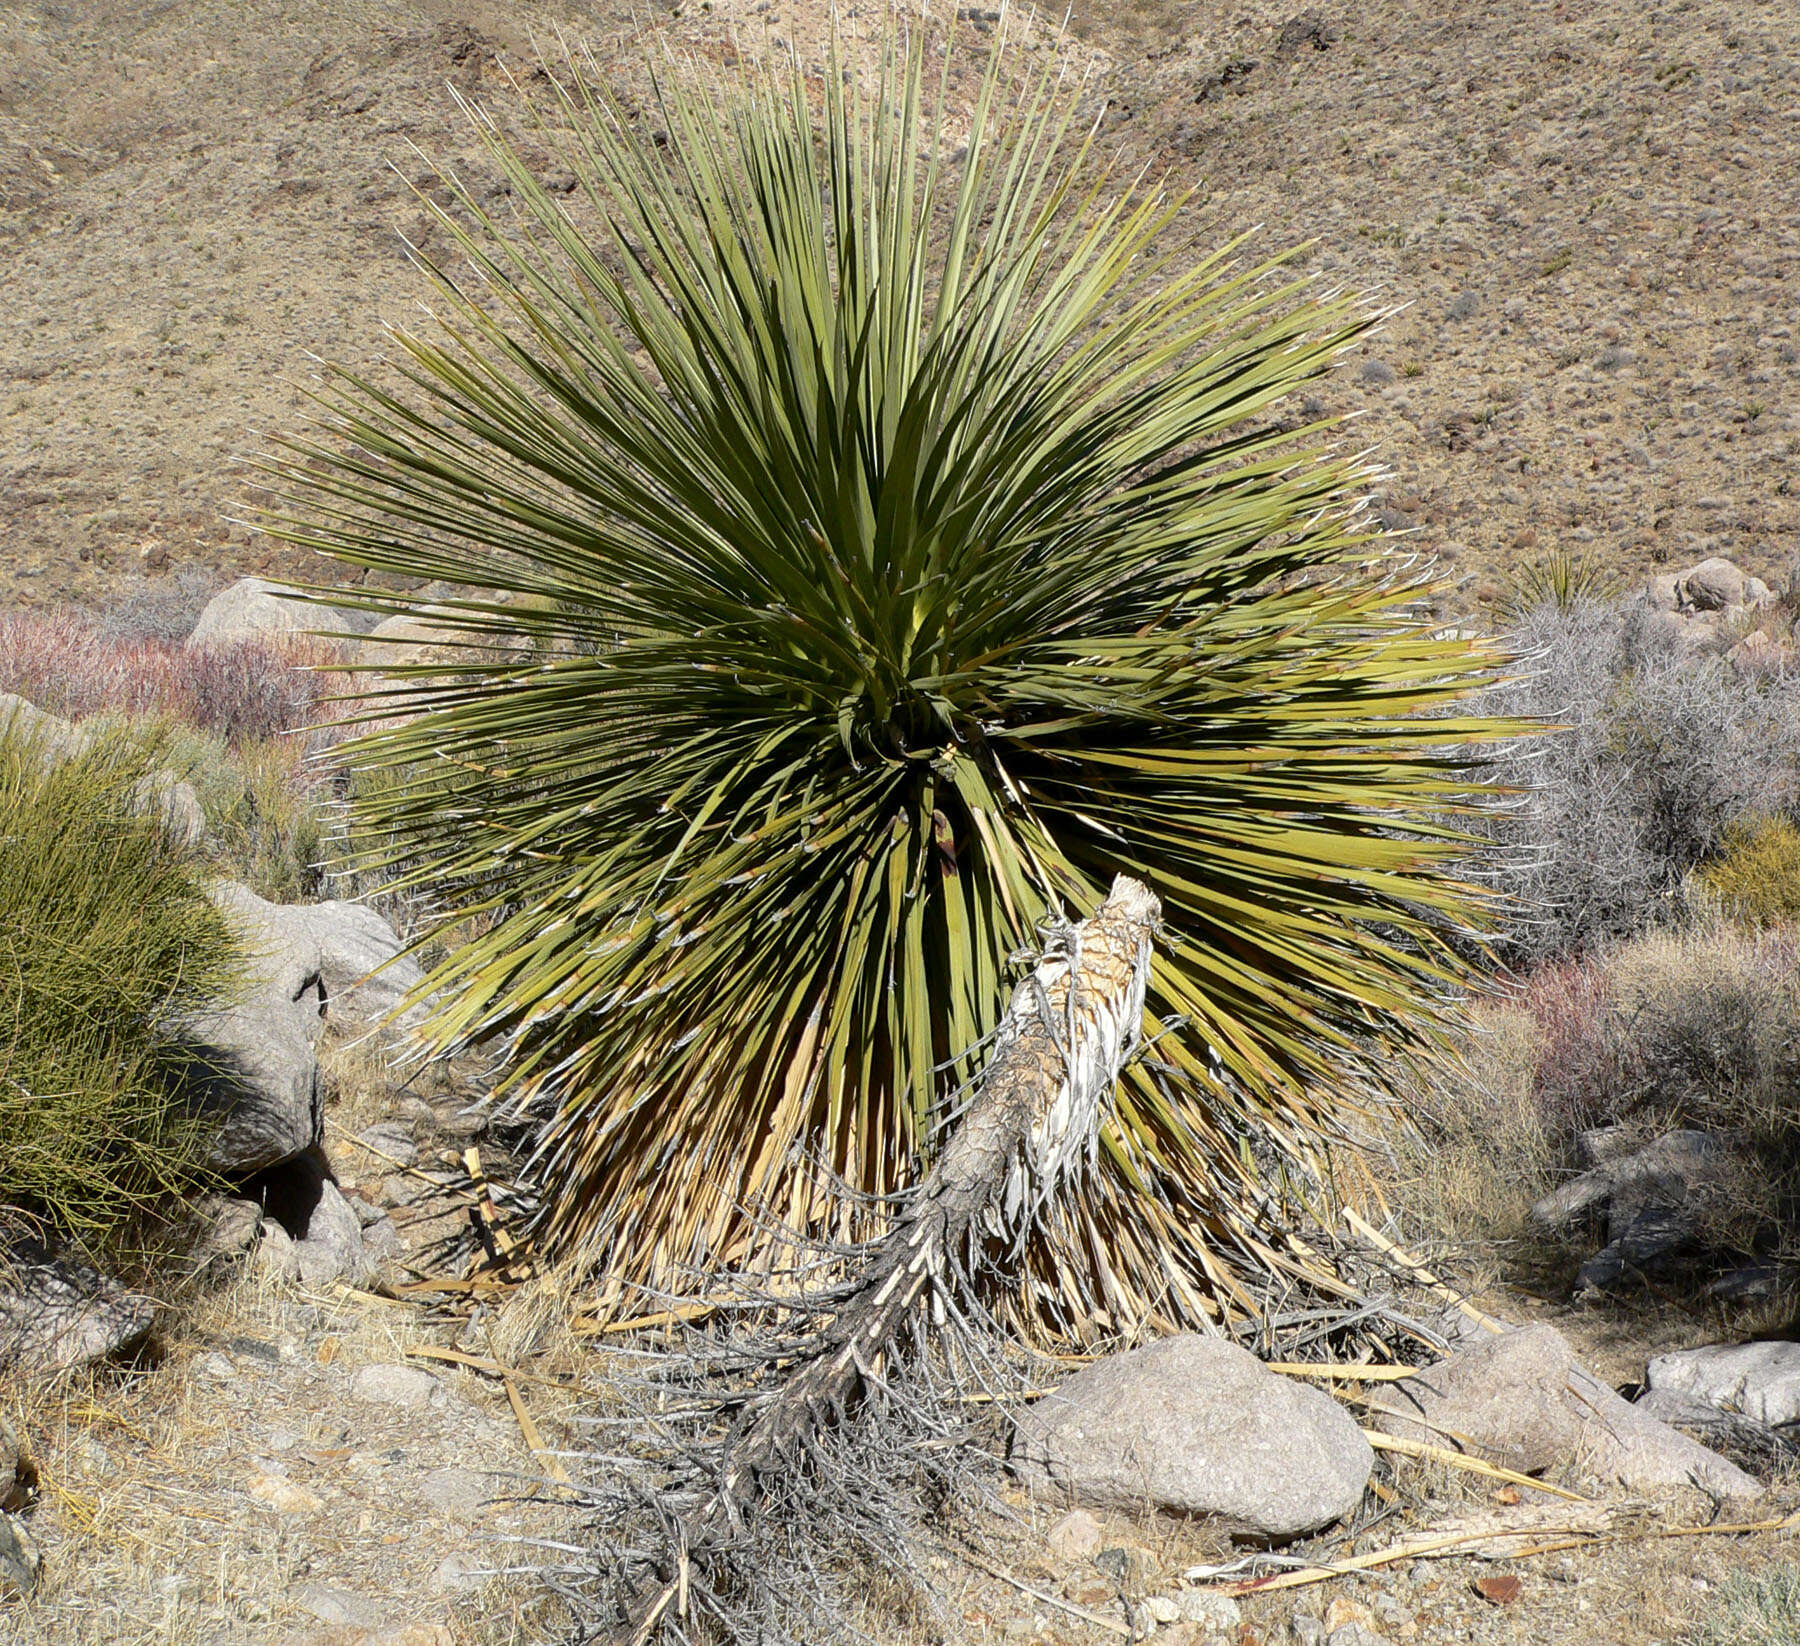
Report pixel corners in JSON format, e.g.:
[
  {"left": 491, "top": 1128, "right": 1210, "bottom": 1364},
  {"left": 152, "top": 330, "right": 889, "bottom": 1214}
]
[
  {"left": 548, "top": 1316, "right": 1030, "bottom": 1646},
  {"left": 1468, "top": 597, "right": 1800, "bottom": 962},
  {"left": 91, "top": 569, "right": 220, "bottom": 645}
]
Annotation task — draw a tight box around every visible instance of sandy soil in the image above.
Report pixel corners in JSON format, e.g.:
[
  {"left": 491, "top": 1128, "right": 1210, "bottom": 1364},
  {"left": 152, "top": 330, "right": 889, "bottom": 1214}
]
[{"left": 2, "top": 0, "right": 1796, "bottom": 613}]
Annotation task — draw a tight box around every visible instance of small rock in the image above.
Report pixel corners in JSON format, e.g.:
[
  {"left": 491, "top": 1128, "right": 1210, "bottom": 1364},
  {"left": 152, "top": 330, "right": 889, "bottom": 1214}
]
[
  {"left": 1014, "top": 1335, "right": 1372, "bottom": 1538},
  {"left": 0, "top": 1240, "right": 157, "bottom": 1371},
  {"left": 294, "top": 1180, "right": 379, "bottom": 1289},
  {"left": 1529, "top": 1130, "right": 1722, "bottom": 1232},
  {"left": 1646, "top": 1341, "right": 1800, "bottom": 1428},
  {"left": 430, "top": 1551, "right": 488, "bottom": 1594},
  {"left": 1728, "top": 629, "right": 1794, "bottom": 678},
  {"left": 1368, "top": 1324, "right": 1761, "bottom": 1505},
  {"left": 1324, "top": 1598, "right": 1376, "bottom": 1634},
  {"left": 1273, "top": 14, "right": 1338, "bottom": 55},
  {"left": 196, "top": 1351, "right": 237, "bottom": 1381},
  {"left": 369, "top": 1629, "right": 456, "bottom": 1646},
  {"left": 357, "top": 1122, "right": 419, "bottom": 1167},
  {"left": 196, "top": 1194, "right": 263, "bottom": 1259},
  {"left": 1044, "top": 1507, "right": 1103, "bottom": 1564},
  {"left": 1291, "top": 1618, "right": 1326, "bottom": 1646},
  {"left": 1676, "top": 556, "right": 1748, "bottom": 612},
  {"left": 291, "top": 1581, "right": 388, "bottom": 1627},
  {"left": 1094, "top": 1542, "right": 1157, "bottom": 1591},
  {"left": 248, "top": 1472, "right": 324, "bottom": 1514},
  {"left": 1473, "top": 1574, "right": 1524, "bottom": 1606},
  {"left": 1328, "top": 1627, "right": 1393, "bottom": 1646},
  {"left": 419, "top": 1466, "right": 489, "bottom": 1519},
  {"left": 255, "top": 1220, "right": 301, "bottom": 1283},
  {"left": 0, "top": 1512, "right": 40, "bottom": 1595},
  {"left": 362, "top": 1216, "right": 406, "bottom": 1263},
  {"left": 1177, "top": 1589, "right": 1241, "bottom": 1630},
  {"left": 1574, "top": 1124, "right": 1641, "bottom": 1167},
  {"left": 185, "top": 577, "right": 373, "bottom": 650},
  {"left": 352, "top": 1363, "right": 439, "bottom": 1409},
  {"left": 1575, "top": 1205, "right": 1696, "bottom": 1293},
  {"left": 1531, "top": 1130, "right": 1728, "bottom": 1292},
  {"left": 187, "top": 885, "right": 328, "bottom": 1175},
  {"left": 1704, "top": 1260, "right": 1784, "bottom": 1302},
  {"left": 1144, "top": 1593, "right": 1183, "bottom": 1625}
]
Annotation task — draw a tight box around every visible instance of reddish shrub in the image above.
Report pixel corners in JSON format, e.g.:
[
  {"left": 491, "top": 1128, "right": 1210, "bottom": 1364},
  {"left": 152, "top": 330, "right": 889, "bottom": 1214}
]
[
  {"left": 0, "top": 610, "right": 334, "bottom": 745},
  {"left": 1509, "top": 956, "right": 1623, "bottom": 1135}
]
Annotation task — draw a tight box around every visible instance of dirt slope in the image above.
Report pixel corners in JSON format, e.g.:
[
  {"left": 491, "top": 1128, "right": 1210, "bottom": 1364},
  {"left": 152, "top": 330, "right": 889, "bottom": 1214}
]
[{"left": 3, "top": 0, "right": 1797, "bottom": 614}]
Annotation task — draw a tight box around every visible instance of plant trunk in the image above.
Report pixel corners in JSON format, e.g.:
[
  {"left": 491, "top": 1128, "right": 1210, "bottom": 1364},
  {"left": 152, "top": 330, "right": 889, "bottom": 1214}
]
[{"left": 622, "top": 873, "right": 1161, "bottom": 1643}]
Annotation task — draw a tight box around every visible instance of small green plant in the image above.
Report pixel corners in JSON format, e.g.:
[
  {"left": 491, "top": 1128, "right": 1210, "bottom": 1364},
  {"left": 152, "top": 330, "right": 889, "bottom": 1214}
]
[
  {"left": 1496, "top": 551, "right": 1619, "bottom": 618},
  {"left": 1701, "top": 816, "right": 1800, "bottom": 927},
  {"left": 1691, "top": 1563, "right": 1800, "bottom": 1646},
  {"left": 0, "top": 719, "right": 242, "bottom": 1263},
  {"left": 1541, "top": 247, "right": 1576, "bottom": 278},
  {"left": 153, "top": 721, "right": 332, "bottom": 903}
]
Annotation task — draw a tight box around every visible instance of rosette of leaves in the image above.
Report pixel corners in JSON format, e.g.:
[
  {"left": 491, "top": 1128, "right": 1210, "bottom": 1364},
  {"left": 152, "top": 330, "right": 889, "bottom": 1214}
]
[{"left": 272, "top": 27, "right": 1506, "bottom": 1338}]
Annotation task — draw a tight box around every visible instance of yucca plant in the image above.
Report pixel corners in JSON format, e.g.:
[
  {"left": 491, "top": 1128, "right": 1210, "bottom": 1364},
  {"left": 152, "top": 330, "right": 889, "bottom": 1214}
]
[
  {"left": 272, "top": 25, "right": 1507, "bottom": 1339},
  {"left": 1496, "top": 549, "right": 1620, "bottom": 619}
]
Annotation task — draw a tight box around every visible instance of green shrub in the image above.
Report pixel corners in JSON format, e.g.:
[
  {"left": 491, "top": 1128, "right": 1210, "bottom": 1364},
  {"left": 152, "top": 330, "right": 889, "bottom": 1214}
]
[
  {"left": 1691, "top": 1564, "right": 1800, "bottom": 1646},
  {"left": 156, "top": 721, "right": 332, "bottom": 904},
  {"left": 0, "top": 720, "right": 243, "bottom": 1263},
  {"left": 109, "top": 715, "right": 366, "bottom": 911},
  {"left": 1700, "top": 815, "right": 1800, "bottom": 927}
]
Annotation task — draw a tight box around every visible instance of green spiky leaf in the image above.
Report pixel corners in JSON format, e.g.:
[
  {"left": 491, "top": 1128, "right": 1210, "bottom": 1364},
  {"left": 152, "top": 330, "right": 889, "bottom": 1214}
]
[{"left": 269, "top": 27, "right": 1509, "bottom": 1339}]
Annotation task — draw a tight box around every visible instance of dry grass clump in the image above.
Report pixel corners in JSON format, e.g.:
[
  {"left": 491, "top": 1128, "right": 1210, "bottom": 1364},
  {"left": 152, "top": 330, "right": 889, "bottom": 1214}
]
[
  {"left": 1689, "top": 1562, "right": 1800, "bottom": 1646},
  {"left": 1600, "top": 922, "right": 1800, "bottom": 1151},
  {"left": 1388, "top": 1004, "right": 1561, "bottom": 1250}
]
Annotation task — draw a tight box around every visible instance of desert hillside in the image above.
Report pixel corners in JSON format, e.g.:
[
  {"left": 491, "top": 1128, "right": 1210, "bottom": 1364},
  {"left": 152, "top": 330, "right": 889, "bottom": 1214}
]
[{"left": 2, "top": 0, "right": 1796, "bottom": 611}]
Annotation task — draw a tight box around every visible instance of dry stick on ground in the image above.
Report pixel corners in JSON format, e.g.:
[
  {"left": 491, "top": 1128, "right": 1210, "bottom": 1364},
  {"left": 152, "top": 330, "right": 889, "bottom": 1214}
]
[
  {"left": 1341, "top": 1209, "right": 1506, "bottom": 1334},
  {"left": 616, "top": 874, "right": 1162, "bottom": 1644},
  {"left": 1189, "top": 1507, "right": 1800, "bottom": 1598}
]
